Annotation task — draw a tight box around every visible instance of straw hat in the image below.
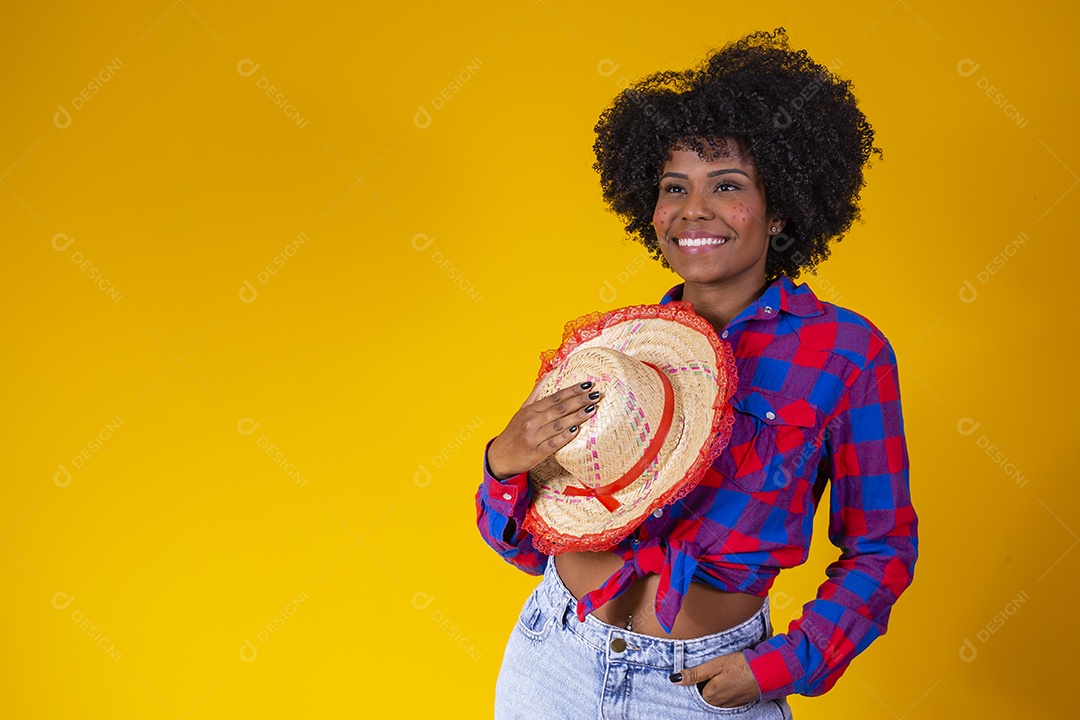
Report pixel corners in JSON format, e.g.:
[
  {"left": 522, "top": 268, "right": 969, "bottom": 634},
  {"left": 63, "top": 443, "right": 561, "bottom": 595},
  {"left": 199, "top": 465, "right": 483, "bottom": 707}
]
[{"left": 522, "top": 301, "right": 738, "bottom": 555}]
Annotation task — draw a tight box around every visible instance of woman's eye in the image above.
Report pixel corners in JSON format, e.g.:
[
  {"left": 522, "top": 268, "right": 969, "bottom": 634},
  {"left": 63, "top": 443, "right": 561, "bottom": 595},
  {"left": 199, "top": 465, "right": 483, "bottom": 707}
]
[{"left": 660, "top": 182, "right": 739, "bottom": 194}]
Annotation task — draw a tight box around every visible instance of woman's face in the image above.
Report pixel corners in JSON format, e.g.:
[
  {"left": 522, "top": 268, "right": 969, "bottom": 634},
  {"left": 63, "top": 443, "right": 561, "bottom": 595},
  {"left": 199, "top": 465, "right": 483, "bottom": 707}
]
[{"left": 652, "top": 139, "right": 783, "bottom": 287}]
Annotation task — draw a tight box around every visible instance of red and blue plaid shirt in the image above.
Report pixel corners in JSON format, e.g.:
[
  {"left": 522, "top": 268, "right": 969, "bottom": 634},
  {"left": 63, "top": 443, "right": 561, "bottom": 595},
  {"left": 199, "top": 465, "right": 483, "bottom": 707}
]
[{"left": 475, "top": 275, "right": 918, "bottom": 700}]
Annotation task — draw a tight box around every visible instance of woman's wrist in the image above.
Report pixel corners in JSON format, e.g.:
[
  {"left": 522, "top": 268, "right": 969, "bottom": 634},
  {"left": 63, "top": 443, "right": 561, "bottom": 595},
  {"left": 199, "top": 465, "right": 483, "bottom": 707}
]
[{"left": 486, "top": 437, "right": 516, "bottom": 481}]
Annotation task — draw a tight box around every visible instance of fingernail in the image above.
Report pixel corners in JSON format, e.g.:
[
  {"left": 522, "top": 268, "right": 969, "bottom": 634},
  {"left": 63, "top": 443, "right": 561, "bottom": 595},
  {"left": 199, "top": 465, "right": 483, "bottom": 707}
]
[
  {"left": 588, "top": 391, "right": 600, "bottom": 400},
  {"left": 585, "top": 405, "right": 595, "bottom": 413},
  {"left": 569, "top": 425, "right": 578, "bottom": 433},
  {"left": 580, "top": 381, "right": 593, "bottom": 389},
  {"left": 669, "top": 672, "right": 682, "bottom": 683}
]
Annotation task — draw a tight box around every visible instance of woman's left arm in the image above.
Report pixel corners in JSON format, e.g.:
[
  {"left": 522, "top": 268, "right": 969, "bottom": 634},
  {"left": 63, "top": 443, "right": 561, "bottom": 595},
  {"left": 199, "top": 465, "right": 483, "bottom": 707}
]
[{"left": 743, "top": 334, "right": 920, "bottom": 700}]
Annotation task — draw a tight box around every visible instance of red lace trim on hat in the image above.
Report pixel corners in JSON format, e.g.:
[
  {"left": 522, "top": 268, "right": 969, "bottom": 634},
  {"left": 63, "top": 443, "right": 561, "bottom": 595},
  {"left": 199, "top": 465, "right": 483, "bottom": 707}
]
[{"left": 524, "top": 300, "right": 739, "bottom": 555}]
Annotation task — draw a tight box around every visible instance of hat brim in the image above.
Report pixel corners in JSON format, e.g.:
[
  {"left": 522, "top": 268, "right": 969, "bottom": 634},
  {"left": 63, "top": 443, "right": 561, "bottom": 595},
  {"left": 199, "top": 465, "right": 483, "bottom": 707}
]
[{"left": 522, "top": 301, "right": 737, "bottom": 554}]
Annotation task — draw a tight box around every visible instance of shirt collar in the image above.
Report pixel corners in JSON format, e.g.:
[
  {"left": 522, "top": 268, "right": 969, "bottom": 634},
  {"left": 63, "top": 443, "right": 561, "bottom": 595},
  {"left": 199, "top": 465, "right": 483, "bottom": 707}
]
[{"left": 659, "top": 275, "right": 825, "bottom": 320}]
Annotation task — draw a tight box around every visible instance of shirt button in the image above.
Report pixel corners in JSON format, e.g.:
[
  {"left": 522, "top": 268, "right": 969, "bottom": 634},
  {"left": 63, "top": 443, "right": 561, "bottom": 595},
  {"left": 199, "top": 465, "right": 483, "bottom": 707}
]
[
  {"left": 610, "top": 638, "right": 627, "bottom": 653},
  {"left": 765, "top": 411, "right": 776, "bottom": 420},
  {"left": 632, "top": 538, "right": 640, "bottom": 545},
  {"left": 652, "top": 508, "right": 663, "bottom": 518},
  {"left": 501, "top": 493, "right": 513, "bottom": 501},
  {"left": 763, "top": 306, "right": 774, "bottom": 314},
  {"left": 721, "top": 330, "right": 729, "bottom": 339}
]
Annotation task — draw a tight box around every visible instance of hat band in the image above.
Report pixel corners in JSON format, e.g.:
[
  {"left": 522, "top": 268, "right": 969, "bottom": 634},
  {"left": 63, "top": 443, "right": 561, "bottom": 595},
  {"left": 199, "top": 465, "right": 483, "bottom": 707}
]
[{"left": 562, "top": 361, "right": 675, "bottom": 512}]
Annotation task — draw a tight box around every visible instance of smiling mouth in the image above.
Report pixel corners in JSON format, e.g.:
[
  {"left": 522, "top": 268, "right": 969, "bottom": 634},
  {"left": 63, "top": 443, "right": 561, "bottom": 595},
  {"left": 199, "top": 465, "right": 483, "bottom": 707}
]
[{"left": 673, "top": 236, "right": 729, "bottom": 247}]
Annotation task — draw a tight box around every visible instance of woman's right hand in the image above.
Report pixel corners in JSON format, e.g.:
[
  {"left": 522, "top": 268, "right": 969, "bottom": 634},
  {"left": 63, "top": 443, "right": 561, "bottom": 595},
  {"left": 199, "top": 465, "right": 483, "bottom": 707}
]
[{"left": 486, "top": 374, "right": 603, "bottom": 481}]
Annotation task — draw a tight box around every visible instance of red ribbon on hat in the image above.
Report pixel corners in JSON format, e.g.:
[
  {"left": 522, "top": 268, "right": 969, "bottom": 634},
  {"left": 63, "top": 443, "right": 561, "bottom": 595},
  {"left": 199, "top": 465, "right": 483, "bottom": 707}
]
[{"left": 562, "top": 361, "right": 675, "bottom": 512}]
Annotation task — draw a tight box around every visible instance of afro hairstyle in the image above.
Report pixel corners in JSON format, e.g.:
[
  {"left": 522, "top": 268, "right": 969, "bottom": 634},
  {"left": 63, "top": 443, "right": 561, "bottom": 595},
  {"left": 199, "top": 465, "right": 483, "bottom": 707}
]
[{"left": 592, "top": 27, "right": 882, "bottom": 282}]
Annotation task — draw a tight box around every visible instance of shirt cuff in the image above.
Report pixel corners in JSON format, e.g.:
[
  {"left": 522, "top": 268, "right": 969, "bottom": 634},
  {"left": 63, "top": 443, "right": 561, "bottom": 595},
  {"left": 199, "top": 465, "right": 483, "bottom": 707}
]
[
  {"left": 743, "top": 634, "right": 803, "bottom": 701},
  {"left": 482, "top": 437, "right": 531, "bottom": 518}
]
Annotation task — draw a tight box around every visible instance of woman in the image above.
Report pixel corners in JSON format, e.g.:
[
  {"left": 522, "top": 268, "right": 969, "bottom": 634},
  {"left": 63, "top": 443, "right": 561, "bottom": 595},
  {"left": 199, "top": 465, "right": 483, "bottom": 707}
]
[{"left": 476, "top": 28, "right": 918, "bottom": 718}]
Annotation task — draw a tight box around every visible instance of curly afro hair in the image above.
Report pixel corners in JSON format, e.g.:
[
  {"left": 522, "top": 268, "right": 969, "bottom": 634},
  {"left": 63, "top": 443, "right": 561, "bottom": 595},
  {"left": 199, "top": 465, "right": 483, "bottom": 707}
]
[{"left": 593, "top": 27, "right": 882, "bottom": 282}]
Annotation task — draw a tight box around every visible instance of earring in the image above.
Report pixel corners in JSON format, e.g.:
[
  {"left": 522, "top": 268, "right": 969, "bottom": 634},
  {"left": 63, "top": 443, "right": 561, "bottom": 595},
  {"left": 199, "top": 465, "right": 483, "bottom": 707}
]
[{"left": 770, "top": 227, "right": 777, "bottom": 233}]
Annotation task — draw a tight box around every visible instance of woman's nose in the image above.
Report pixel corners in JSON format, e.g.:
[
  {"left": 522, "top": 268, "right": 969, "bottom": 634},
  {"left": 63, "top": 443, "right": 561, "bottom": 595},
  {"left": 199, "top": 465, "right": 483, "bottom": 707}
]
[{"left": 680, "top": 191, "right": 715, "bottom": 220}]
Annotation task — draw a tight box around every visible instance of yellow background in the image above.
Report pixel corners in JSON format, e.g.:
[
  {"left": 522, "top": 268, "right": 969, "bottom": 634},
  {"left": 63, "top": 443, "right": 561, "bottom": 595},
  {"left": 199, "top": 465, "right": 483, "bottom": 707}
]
[{"left": 2, "top": 1, "right": 1075, "bottom": 717}]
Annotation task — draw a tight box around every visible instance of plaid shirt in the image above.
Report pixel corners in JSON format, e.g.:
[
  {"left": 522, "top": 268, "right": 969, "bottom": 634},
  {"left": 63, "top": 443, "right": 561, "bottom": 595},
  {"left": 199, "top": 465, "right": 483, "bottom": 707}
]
[{"left": 475, "top": 275, "right": 918, "bottom": 700}]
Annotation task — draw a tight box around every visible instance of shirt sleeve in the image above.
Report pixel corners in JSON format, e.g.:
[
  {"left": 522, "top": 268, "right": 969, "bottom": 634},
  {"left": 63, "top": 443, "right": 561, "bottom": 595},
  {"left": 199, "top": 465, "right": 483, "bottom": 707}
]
[
  {"left": 742, "top": 336, "right": 919, "bottom": 700},
  {"left": 474, "top": 436, "right": 548, "bottom": 575}
]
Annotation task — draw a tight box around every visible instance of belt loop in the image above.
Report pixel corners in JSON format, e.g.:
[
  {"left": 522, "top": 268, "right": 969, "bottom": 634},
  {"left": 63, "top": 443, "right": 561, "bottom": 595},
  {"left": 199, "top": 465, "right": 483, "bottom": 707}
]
[
  {"left": 557, "top": 595, "right": 573, "bottom": 630},
  {"left": 674, "top": 639, "right": 684, "bottom": 672}
]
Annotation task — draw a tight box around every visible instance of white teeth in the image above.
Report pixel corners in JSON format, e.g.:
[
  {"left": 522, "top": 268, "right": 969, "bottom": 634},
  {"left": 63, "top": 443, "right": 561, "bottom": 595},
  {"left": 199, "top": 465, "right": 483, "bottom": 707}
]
[{"left": 676, "top": 237, "right": 728, "bottom": 247}]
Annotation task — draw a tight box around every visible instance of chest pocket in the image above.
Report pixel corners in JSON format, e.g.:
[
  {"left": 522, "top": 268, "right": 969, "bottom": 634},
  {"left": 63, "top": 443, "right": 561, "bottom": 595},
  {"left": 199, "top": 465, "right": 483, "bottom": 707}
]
[{"left": 718, "top": 386, "right": 820, "bottom": 493}]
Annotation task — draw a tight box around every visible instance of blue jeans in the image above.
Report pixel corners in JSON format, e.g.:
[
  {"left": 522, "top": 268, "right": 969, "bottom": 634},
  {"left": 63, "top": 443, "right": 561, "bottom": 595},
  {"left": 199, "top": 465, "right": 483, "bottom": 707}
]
[{"left": 495, "top": 556, "right": 793, "bottom": 719}]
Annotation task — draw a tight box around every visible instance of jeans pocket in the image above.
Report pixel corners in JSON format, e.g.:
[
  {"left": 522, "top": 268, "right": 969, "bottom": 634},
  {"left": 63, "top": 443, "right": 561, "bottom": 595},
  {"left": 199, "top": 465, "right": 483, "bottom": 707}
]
[
  {"left": 514, "top": 588, "right": 556, "bottom": 642},
  {"left": 685, "top": 680, "right": 760, "bottom": 715}
]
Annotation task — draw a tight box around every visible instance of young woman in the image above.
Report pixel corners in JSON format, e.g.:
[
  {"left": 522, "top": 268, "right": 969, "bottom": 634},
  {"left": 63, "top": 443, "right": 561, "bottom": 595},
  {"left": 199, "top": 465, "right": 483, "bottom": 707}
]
[{"left": 476, "top": 28, "right": 918, "bottom": 719}]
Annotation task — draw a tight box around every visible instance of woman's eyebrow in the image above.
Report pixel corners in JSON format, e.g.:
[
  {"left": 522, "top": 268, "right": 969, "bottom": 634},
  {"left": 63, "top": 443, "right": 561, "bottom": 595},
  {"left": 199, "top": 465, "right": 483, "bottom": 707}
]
[
  {"left": 707, "top": 168, "right": 751, "bottom": 178},
  {"left": 659, "top": 168, "right": 751, "bottom": 180}
]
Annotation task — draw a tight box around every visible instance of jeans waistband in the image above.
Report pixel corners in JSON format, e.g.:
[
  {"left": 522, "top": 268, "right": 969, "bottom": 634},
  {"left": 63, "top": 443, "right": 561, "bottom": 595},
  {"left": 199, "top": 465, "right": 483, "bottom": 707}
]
[{"left": 536, "top": 556, "right": 771, "bottom": 672}]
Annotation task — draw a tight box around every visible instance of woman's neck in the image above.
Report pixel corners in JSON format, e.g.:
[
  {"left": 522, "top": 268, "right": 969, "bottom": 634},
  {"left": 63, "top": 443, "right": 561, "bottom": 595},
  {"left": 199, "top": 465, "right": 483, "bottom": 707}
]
[{"left": 681, "top": 276, "right": 770, "bottom": 332}]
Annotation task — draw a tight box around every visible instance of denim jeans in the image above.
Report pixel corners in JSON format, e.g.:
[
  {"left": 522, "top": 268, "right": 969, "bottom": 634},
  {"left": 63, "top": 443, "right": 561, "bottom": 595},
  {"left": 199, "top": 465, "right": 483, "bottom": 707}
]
[{"left": 494, "top": 556, "right": 793, "bottom": 719}]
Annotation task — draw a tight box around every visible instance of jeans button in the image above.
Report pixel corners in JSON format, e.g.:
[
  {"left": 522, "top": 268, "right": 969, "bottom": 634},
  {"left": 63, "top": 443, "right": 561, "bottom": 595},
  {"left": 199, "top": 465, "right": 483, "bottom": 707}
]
[{"left": 610, "top": 637, "right": 627, "bottom": 653}]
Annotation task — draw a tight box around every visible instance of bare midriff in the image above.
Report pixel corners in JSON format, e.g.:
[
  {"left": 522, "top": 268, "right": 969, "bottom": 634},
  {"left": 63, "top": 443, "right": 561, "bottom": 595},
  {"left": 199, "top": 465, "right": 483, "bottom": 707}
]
[{"left": 555, "top": 551, "right": 764, "bottom": 639}]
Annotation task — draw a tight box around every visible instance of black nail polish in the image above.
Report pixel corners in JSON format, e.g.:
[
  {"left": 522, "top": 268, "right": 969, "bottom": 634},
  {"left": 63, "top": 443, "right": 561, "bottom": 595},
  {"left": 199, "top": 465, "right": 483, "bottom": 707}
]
[
  {"left": 580, "top": 381, "right": 593, "bottom": 390},
  {"left": 669, "top": 672, "right": 682, "bottom": 683},
  {"left": 585, "top": 405, "right": 595, "bottom": 413},
  {"left": 588, "top": 391, "right": 600, "bottom": 400},
  {"left": 569, "top": 425, "right": 578, "bottom": 433}
]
